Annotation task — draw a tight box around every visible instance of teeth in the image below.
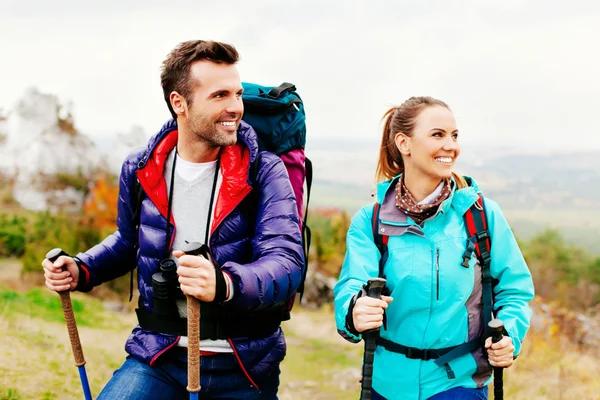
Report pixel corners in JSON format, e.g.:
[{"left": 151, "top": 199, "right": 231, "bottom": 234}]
[
  {"left": 218, "top": 121, "right": 235, "bottom": 127},
  {"left": 435, "top": 157, "right": 452, "bottom": 164}
]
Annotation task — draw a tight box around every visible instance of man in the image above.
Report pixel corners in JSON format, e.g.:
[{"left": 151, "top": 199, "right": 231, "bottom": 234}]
[{"left": 42, "top": 40, "right": 304, "bottom": 399}]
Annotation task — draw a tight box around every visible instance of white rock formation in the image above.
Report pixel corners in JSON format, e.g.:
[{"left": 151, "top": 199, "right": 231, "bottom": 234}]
[{"left": 0, "top": 88, "right": 146, "bottom": 211}]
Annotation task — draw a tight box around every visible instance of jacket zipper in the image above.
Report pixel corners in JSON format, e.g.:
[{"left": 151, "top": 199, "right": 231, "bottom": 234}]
[{"left": 436, "top": 248, "right": 440, "bottom": 301}]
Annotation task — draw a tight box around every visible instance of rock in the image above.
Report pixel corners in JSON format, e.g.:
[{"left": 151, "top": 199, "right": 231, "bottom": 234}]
[
  {"left": 301, "top": 268, "right": 337, "bottom": 309},
  {"left": 0, "top": 88, "right": 147, "bottom": 211}
]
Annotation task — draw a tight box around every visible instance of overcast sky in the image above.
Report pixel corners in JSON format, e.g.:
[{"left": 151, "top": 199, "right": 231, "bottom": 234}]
[{"left": 1, "top": 0, "right": 599, "bottom": 152}]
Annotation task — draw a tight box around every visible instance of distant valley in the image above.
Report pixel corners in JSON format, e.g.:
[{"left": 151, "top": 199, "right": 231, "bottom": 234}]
[{"left": 306, "top": 139, "right": 600, "bottom": 254}]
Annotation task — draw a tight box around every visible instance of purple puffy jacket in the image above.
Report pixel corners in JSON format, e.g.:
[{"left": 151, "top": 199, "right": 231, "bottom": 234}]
[{"left": 75, "top": 120, "right": 304, "bottom": 387}]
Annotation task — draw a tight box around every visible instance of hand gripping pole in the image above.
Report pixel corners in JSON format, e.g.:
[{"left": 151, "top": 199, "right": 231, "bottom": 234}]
[
  {"left": 46, "top": 248, "right": 92, "bottom": 400},
  {"left": 488, "top": 318, "right": 505, "bottom": 400},
  {"left": 181, "top": 242, "right": 209, "bottom": 400},
  {"left": 359, "top": 277, "right": 387, "bottom": 400}
]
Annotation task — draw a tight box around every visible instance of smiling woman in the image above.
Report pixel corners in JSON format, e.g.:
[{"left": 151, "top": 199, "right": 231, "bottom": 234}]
[{"left": 334, "top": 96, "right": 535, "bottom": 400}]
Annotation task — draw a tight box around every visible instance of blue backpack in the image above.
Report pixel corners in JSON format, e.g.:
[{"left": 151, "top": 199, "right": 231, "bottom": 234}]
[{"left": 242, "top": 82, "right": 312, "bottom": 307}]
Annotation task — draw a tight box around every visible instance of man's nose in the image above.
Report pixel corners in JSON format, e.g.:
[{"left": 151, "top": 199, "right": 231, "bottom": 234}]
[{"left": 225, "top": 96, "right": 244, "bottom": 115}]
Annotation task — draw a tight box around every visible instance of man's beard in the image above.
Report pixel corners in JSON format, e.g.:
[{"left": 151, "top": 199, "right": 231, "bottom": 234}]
[{"left": 188, "top": 113, "right": 238, "bottom": 148}]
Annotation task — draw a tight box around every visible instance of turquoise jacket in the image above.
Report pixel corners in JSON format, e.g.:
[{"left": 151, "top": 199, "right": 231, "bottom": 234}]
[{"left": 334, "top": 176, "right": 534, "bottom": 400}]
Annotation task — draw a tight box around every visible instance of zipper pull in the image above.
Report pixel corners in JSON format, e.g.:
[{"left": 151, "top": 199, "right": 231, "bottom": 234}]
[{"left": 436, "top": 248, "right": 440, "bottom": 301}]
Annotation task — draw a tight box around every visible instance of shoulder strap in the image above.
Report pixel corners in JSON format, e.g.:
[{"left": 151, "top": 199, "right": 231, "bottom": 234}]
[
  {"left": 299, "top": 158, "right": 313, "bottom": 297},
  {"left": 434, "top": 194, "right": 495, "bottom": 373},
  {"left": 463, "top": 194, "right": 493, "bottom": 335},
  {"left": 372, "top": 203, "right": 389, "bottom": 278}
]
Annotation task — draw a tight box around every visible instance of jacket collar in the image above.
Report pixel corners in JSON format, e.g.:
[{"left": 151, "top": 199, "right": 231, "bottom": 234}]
[
  {"left": 136, "top": 120, "right": 259, "bottom": 232},
  {"left": 375, "top": 174, "right": 482, "bottom": 226}
]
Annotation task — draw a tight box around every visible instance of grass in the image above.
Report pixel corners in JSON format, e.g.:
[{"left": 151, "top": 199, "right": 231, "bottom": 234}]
[
  {"left": 0, "top": 283, "right": 599, "bottom": 399},
  {"left": 0, "top": 286, "right": 126, "bottom": 330}
]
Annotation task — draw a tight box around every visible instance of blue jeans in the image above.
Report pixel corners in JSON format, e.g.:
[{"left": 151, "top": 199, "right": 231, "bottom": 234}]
[
  {"left": 372, "top": 386, "right": 488, "bottom": 400},
  {"left": 98, "top": 348, "right": 279, "bottom": 399}
]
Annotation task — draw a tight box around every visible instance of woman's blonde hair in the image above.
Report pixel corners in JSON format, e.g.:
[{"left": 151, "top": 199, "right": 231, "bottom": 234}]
[{"left": 375, "top": 96, "right": 467, "bottom": 189}]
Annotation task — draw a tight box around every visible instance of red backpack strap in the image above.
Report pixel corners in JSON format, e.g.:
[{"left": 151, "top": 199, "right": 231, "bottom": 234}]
[
  {"left": 372, "top": 203, "right": 389, "bottom": 278},
  {"left": 463, "top": 194, "right": 494, "bottom": 335}
]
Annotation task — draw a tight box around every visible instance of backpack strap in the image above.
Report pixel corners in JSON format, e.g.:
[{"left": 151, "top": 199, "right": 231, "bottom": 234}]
[
  {"left": 299, "top": 157, "right": 313, "bottom": 297},
  {"left": 434, "top": 193, "right": 494, "bottom": 377},
  {"left": 464, "top": 194, "right": 493, "bottom": 336},
  {"left": 372, "top": 202, "right": 389, "bottom": 279}
]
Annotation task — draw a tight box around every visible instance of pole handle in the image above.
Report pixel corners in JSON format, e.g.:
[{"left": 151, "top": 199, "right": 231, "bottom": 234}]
[
  {"left": 46, "top": 248, "right": 86, "bottom": 367},
  {"left": 359, "top": 278, "right": 387, "bottom": 400},
  {"left": 181, "top": 242, "right": 204, "bottom": 394},
  {"left": 488, "top": 318, "right": 505, "bottom": 400}
]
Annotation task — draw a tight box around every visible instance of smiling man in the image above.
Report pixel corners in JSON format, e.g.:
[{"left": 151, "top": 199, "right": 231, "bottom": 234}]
[{"left": 41, "top": 40, "right": 304, "bottom": 399}]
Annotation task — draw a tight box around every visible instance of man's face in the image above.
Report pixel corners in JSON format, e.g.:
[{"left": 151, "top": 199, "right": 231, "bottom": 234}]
[{"left": 182, "top": 60, "right": 244, "bottom": 147}]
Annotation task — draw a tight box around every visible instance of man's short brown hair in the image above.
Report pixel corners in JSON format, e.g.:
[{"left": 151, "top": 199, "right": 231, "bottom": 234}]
[{"left": 161, "top": 40, "right": 239, "bottom": 119}]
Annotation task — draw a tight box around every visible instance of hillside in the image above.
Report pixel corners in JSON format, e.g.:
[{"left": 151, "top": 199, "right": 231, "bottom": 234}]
[{"left": 306, "top": 139, "right": 600, "bottom": 254}]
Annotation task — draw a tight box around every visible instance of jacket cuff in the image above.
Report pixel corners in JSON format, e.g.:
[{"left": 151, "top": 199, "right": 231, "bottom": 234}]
[
  {"left": 213, "top": 265, "right": 228, "bottom": 303},
  {"left": 222, "top": 272, "right": 234, "bottom": 302},
  {"left": 345, "top": 288, "right": 366, "bottom": 337},
  {"left": 73, "top": 257, "right": 92, "bottom": 292}
]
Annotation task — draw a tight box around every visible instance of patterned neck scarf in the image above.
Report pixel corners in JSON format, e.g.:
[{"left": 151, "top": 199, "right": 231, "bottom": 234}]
[{"left": 394, "top": 176, "right": 452, "bottom": 225}]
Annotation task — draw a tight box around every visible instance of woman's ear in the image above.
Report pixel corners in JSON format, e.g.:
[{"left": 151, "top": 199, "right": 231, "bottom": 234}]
[{"left": 394, "top": 132, "right": 411, "bottom": 156}]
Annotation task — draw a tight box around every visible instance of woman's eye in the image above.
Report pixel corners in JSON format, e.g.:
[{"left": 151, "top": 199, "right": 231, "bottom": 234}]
[
  {"left": 433, "top": 132, "right": 442, "bottom": 137},
  {"left": 452, "top": 133, "right": 459, "bottom": 140}
]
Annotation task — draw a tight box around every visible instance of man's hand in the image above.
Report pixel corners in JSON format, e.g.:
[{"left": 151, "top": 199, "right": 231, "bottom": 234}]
[
  {"left": 173, "top": 250, "right": 229, "bottom": 302},
  {"left": 42, "top": 256, "right": 79, "bottom": 292},
  {"left": 352, "top": 295, "right": 393, "bottom": 333},
  {"left": 485, "top": 335, "right": 515, "bottom": 368}
]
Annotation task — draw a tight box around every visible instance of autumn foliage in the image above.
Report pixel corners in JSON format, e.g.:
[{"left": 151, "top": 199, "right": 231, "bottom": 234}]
[{"left": 82, "top": 176, "right": 119, "bottom": 233}]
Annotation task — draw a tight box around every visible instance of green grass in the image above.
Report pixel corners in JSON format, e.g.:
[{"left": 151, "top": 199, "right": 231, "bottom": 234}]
[
  {"left": 0, "top": 285, "right": 128, "bottom": 330},
  {"left": 0, "top": 388, "right": 20, "bottom": 400}
]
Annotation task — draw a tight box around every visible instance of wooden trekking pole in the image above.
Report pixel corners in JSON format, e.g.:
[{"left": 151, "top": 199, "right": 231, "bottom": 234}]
[
  {"left": 46, "top": 248, "right": 93, "bottom": 400},
  {"left": 360, "top": 277, "right": 387, "bottom": 400},
  {"left": 181, "top": 242, "right": 207, "bottom": 400},
  {"left": 488, "top": 319, "right": 505, "bottom": 400}
]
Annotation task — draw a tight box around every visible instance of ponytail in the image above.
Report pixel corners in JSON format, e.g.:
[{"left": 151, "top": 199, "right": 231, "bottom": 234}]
[{"left": 375, "top": 107, "right": 404, "bottom": 183}]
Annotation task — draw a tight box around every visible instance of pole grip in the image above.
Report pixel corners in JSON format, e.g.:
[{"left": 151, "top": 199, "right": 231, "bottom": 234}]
[
  {"left": 181, "top": 242, "right": 205, "bottom": 394},
  {"left": 359, "top": 278, "right": 387, "bottom": 400},
  {"left": 488, "top": 318, "right": 504, "bottom": 400},
  {"left": 186, "top": 294, "right": 201, "bottom": 393},
  {"left": 46, "top": 248, "right": 86, "bottom": 367}
]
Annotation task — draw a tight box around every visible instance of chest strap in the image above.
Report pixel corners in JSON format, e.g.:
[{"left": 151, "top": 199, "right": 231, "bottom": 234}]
[
  {"left": 376, "top": 337, "right": 459, "bottom": 361},
  {"left": 377, "top": 336, "right": 484, "bottom": 379}
]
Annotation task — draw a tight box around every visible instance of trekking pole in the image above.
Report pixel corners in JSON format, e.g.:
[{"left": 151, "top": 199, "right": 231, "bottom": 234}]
[
  {"left": 488, "top": 319, "right": 505, "bottom": 400},
  {"left": 359, "top": 277, "right": 387, "bottom": 400},
  {"left": 181, "top": 242, "right": 208, "bottom": 400},
  {"left": 46, "top": 248, "right": 93, "bottom": 400}
]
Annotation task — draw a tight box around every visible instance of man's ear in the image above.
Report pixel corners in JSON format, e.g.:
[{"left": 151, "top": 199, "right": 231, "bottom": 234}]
[
  {"left": 394, "top": 132, "right": 411, "bottom": 156},
  {"left": 170, "top": 92, "right": 186, "bottom": 117}
]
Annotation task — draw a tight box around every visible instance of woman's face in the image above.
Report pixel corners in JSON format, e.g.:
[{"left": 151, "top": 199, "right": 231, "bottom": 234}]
[{"left": 395, "top": 105, "right": 460, "bottom": 182}]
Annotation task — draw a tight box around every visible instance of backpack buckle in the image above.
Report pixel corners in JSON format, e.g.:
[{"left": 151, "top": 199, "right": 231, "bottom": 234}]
[{"left": 481, "top": 251, "right": 491, "bottom": 267}]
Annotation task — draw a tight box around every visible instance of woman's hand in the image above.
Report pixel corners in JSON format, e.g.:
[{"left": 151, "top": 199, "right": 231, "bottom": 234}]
[
  {"left": 352, "top": 295, "right": 393, "bottom": 333},
  {"left": 485, "top": 336, "right": 515, "bottom": 368}
]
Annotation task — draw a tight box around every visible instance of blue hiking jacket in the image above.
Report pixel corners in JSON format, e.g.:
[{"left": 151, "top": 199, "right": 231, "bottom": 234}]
[
  {"left": 334, "top": 176, "right": 534, "bottom": 400},
  {"left": 75, "top": 120, "right": 304, "bottom": 387}
]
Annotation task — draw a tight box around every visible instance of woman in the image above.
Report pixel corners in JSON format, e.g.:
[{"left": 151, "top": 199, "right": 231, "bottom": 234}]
[{"left": 334, "top": 97, "right": 534, "bottom": 400}]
